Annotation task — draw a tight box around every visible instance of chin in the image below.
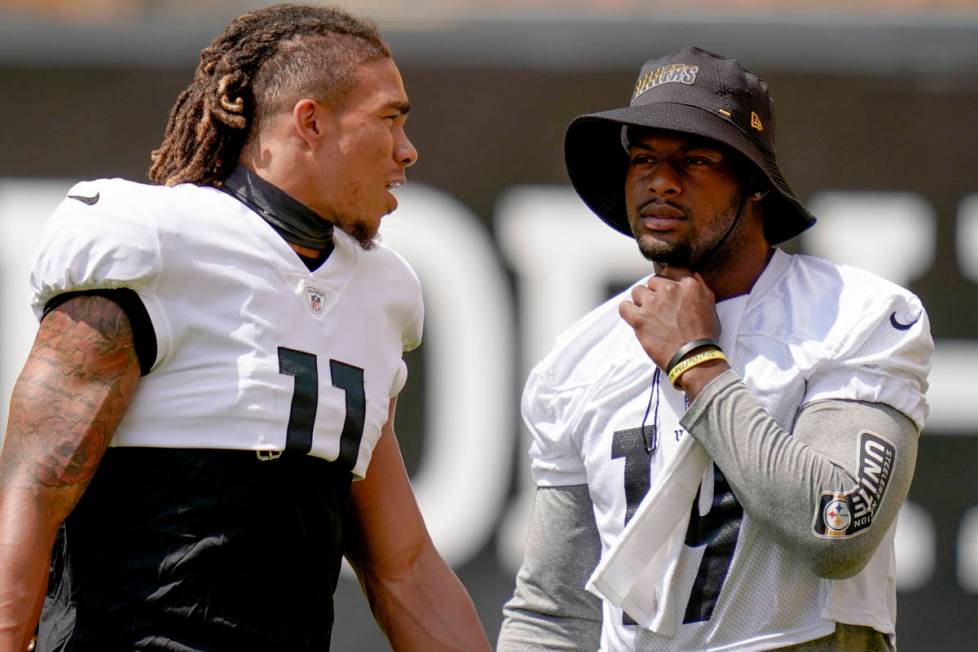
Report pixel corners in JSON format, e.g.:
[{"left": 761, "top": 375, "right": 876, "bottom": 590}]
[
  {"left": 634, "top": 233, "right": 669, "bottom": 259},
  {"left": 339, "top": 218, "right": 380, "bottom": 250},
  {"left": 636, "top": 237, "right": 693, "bottom": 267}
]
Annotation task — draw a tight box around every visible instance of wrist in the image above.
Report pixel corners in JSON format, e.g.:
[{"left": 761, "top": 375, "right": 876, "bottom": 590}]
[
  {"left": 677, "top": 360, "right": 730, "bottom": 399},
  {"left": 664, "top": 338, "right": 720, "bottom": 375},
  {"left": 667, "top": 346, "right": 726, "bottom": 387}
]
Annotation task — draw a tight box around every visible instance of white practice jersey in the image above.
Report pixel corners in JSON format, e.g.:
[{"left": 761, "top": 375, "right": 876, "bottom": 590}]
[
  {"left": 31, "top": 178, "right": 423, "bottom": 479},
  {"left": 523, "top": 249, "right": 931, "bottom": 651}
]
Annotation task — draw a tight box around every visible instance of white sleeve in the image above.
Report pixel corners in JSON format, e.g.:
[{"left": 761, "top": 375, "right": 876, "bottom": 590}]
[
  {"left": 805, "top": 293, "right": 932, "bottom": 429},
  {"left": 400, "top": 275, "right": 424, "bottom": 354},
  {"left": 388, "top": 252, "right": 423, "bottom": 397},
  {"left": 29, "top": 180, "right": 161, "bottom": 320},
  {"left": 379, "top": 243, "right": 424, "bottom": 354},
  {"left": 524, "top": 364, "right": 588, "bottom": 487},
  {"left": 389, "top": 360, "right": 409, "bottom": 398}
]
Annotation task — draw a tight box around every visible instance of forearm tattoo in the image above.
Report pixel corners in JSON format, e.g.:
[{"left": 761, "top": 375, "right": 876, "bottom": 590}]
[{"left": 0, "top": 295, "right": 141, "bottom": 516}]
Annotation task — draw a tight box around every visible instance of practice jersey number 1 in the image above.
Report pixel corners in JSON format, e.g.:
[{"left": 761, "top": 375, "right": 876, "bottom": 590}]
[
  {"left": 278, "top": 346, "right": 366, "bottom": 470},
  {"left": 612, "top": 427, "right": 744, "bottom": 626}
]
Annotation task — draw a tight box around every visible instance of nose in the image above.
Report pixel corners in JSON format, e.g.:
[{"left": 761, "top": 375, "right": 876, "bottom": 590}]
[
  {"left": 395, "top": 130, "right": 418, "bottom": 168},
  {"left": 649, "top": 161, "right": 681, "bottom": 196}
]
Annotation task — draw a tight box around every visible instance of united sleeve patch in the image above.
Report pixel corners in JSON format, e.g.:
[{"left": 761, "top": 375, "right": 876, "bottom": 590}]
[{"left": 813, "top": 431, "right": 896, "bottom": 539}]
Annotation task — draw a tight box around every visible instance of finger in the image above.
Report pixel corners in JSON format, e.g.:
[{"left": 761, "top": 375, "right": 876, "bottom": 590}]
[
  {"left": 619, "top": 300, "right": 641, "bottom": 327},
  {"left": 630, "top": 284, "right": 653, "bottom": 307},
  {"left": 692, "top": 272, "right": 716, "bottom": 300},
  {"left": 646, "top": 275, "right": 676, "bottom": 292}
]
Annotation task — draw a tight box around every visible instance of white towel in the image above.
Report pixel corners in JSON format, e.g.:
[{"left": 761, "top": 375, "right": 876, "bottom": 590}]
[{"left": 586, "top": 435, "right": 710, "bottom": 635}]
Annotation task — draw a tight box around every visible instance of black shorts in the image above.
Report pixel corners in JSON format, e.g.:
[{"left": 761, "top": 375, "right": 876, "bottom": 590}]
[{"left": 38, "top": 447, "right": 353, "bottom": 651}]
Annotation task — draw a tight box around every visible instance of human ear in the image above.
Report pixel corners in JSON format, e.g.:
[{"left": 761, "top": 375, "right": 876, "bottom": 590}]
[
  {"left": 291, "top": 98, "right": 330, "bottom": 149},
  {"left": 746, "top": 178, "right": 770, "bottom": 201}
]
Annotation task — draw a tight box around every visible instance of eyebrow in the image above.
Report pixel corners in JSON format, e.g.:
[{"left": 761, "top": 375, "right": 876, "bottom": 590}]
[{"left": 386, "top": 100, "right": 411, "bottom": 115}]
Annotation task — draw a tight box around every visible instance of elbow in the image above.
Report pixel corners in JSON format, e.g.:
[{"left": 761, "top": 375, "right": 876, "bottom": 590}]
[
  {"left": 809, "top": 558, "right": 865, "bottom": 580},
  {"left": 803, "top": 540, "right": 874, "bottom": 580}
]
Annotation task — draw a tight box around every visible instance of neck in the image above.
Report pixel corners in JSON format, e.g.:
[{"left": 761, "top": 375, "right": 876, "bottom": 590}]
[
  {"left": 657, "top": 242, "right": 773, "bottom": 301},
  {"left": 663, "top": 195, "right": 772, "bottom": 301},
  {"left": 222, "top": 164, "right": 335, "bottom": 256},
  {"left": 239, "top": 139, "right": 329, "bottom": 222},
  {"left": 703, "top": 243, "right": 774, "bottom": 300},
  {"left": 290, "top": 242, "right": 323, "bottom": 258}
]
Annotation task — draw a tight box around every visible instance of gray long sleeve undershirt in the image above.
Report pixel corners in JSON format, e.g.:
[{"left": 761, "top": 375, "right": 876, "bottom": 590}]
[
  {"left": 498, "top": 371, "right": 917, "bottom": 651},
  {"left": 681, "top": 370, "right": 918, "bottom": 579},
  {"left": 498, "top": 484, "right": 604, "bottom": 652}
]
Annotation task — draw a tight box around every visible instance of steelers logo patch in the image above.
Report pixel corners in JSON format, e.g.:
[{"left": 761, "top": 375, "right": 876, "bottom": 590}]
[
  {"left": 812, "top": 431, "right": 896, "bottom": 540},
  {"left": 823, "top": 499, "right": 851, "bottom": 535}
]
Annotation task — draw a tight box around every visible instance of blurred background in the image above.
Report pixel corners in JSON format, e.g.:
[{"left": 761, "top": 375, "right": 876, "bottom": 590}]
[{"left": 1, "top": 0, "right": 977, "bottom": 649}]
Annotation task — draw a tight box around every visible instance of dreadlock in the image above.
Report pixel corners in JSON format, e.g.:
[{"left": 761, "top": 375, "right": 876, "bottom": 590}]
[{"left": 149, "top": 4, "right": 391, "bottom": 188}]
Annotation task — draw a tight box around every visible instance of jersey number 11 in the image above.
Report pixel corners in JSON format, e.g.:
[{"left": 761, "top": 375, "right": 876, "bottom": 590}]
[{"left": 278, "top": 346, "right": 366, "bottom": 470}]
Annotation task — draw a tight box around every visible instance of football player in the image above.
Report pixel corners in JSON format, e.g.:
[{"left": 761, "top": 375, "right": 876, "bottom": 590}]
[
  {"left": 498, "top": 47, "right": 932, "bottom": 651},
  {"left": 0, "top": 5, "right": 490, "bottom": 651}
]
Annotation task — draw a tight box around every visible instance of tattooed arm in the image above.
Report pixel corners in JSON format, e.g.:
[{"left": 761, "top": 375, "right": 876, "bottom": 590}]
[{"left": 0, "top": 295, "right": 141, "bottom": 651}]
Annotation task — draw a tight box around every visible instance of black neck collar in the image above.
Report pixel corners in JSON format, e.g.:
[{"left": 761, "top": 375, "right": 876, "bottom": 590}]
[{"left": 222, "top": 165, "right": 335, "bottom": 254}]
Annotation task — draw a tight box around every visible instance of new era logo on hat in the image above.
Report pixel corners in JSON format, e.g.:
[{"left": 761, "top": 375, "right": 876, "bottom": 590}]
[{"left": 564, "top": 46, "right": 815, "bottom": 245}]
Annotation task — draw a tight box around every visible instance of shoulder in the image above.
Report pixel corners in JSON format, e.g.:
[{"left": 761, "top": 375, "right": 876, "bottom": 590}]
[
  {"left": 788, "top": 252, "right": 918, "bottom": 301},
  {"left": 344, "top": 234, "right": 425, "bottom": 351},
  {"left": 29, "top": 179, "right": 224, "bottom": 318},
  {"left": 46, "top": 178, "right": 267, "bottom": 262},
  {"left": 358, "top": 238, "right": 423, "bottom": 294},
  {"left": 762, "top": 252, "right": 932, "bottom": 427},
  {"left": 50, "top": 178, "right": 154, "bottom": 228},
  {"left": 530, "top": 280, "right": 646, "bottom": 394},
  {"left": 46, "top": 178, "right": 230, "bottom": 234},
  {"left": 522, "top": 286, "right": 644, "bottom": 484},
  {"left": 754, "top": 252, "right": 928, "bottom": 344},
  {"left": 785, "top": 252, "right": 919, "bottom": 303},
  {"left": 34, "top": 179, "right": 165, "bottom": 278},
  {"left": 57, "top": 177, "right": 212, "bottom": 215}
]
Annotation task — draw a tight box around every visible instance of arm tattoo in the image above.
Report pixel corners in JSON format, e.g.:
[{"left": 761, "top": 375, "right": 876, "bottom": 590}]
[{"left": 0, "top": 295, "right": 141, "bottom": 517}]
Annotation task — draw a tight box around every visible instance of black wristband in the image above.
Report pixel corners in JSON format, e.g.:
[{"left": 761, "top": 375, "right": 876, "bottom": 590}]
[{"left": 665, "top": 338, "right": 721, "bottom": 375}]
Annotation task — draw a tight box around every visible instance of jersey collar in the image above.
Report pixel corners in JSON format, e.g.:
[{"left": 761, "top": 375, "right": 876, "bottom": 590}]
[{"left": 222, "top": 165, "right": 335, "bottom": 256}]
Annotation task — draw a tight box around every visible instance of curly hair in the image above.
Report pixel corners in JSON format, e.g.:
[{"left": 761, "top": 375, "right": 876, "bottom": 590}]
[{"left": 149, "top": 4, "right": 390, "bottom": 188}]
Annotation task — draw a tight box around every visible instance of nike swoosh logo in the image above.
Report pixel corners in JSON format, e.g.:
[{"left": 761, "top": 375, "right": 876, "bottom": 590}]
[
  {"left": 889, "top": 311, "right": 920, "bottom": 330},
  {"left": 68, "top": 192, "right": 100, "bottom": 206}
]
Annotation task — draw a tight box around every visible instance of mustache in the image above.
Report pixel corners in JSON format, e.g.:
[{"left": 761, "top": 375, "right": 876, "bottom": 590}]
[{"left": 636, "top": 198, "right": 687, "bottom": 216}]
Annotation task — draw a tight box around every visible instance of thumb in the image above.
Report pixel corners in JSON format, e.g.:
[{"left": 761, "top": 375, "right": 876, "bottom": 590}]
[{"left": 692, "top": 272, "right": 715, "bottom": 297}]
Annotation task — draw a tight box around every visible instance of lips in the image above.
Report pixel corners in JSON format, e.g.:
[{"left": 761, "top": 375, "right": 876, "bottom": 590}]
[
  {"left": 638, "top": 201, "right": 686, "bottom": 231},
  {"left": 639, "top": 200, "right": 685, "bottom": 219},
  {"left": 383, "top": 177, "right": 404, "bottom": 213}
]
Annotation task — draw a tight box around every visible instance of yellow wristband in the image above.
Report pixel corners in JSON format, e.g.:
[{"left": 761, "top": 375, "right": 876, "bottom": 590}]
[{"left": 667, "top": 348, "right": 727, "bottom": 388}]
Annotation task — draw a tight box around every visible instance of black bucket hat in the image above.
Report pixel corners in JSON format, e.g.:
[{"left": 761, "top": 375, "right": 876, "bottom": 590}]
[{"left": 565, "top": 46, "right": 815, "bottom": 245}]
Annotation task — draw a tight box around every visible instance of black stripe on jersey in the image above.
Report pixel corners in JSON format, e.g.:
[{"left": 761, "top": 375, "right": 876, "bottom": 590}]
[{"left": 43, "top": 288, "right": 157, "bottom": 376}]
